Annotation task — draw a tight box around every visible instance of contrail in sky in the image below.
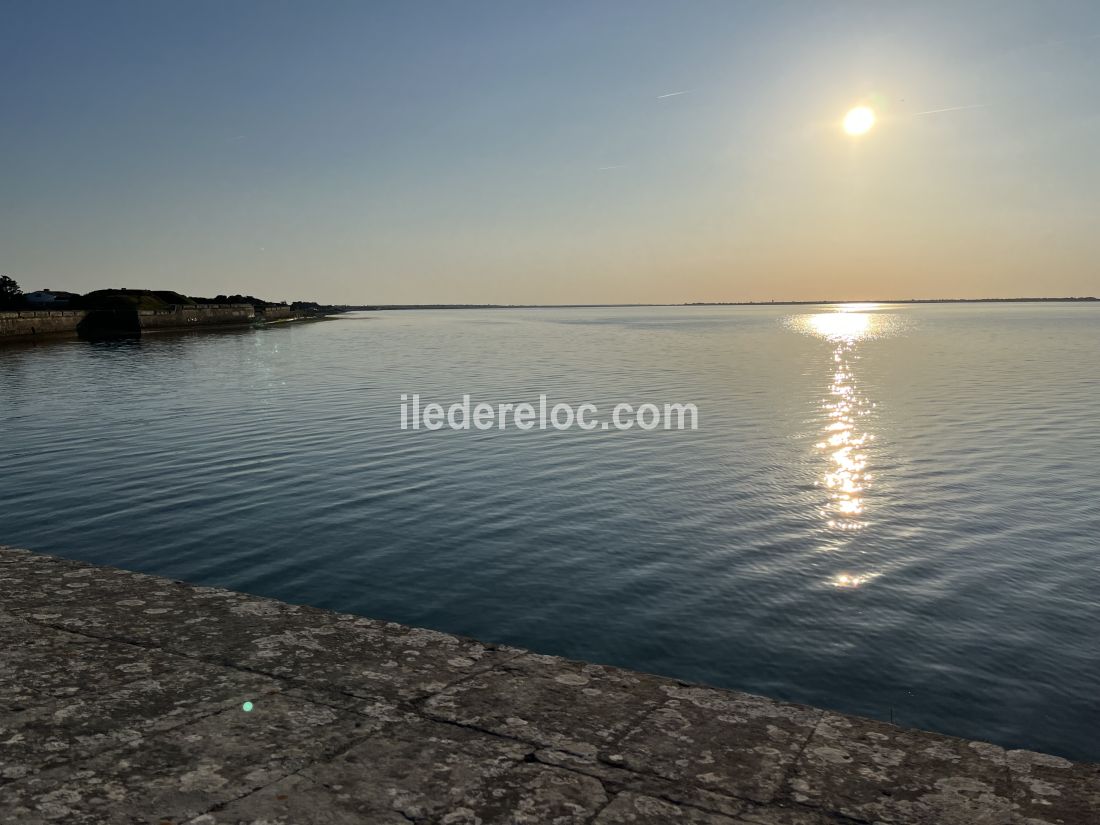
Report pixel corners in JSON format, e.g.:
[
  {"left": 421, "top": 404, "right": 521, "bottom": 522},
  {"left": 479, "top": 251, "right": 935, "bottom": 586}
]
[
  {"left": 657, "top": 90, "right": 689, "bottom": 99},
  {"left": 1004, "top": 32, "right": 1100, "bottom": 56},
  {"left": 597, "top": 165, "right": 627, "bottom": 171},
  {"left": 913, "top": 103, "right": 990, "bottom": 116}
]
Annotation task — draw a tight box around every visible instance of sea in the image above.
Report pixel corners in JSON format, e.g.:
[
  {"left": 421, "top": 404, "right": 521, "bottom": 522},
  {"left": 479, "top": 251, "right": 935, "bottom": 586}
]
[{"left": 2, "top": 302, "right": 1098, "bottom": 760}]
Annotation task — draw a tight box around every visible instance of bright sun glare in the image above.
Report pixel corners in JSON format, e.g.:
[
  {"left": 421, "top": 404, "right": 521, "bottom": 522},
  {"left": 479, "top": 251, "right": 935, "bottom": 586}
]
[{"left": 843, "top": 106, "right": 875, "bottom": 136}]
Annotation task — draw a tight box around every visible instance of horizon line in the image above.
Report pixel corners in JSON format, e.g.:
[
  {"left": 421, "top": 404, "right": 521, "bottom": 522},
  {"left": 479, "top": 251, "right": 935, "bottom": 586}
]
[{"left": 339, "top": 296, "right": 1098, "bottom": 310}]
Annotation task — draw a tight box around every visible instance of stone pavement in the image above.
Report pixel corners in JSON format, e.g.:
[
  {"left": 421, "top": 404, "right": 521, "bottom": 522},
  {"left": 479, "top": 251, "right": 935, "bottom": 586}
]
[{"left": 0, "top": 545, "right": 1096, "bottom": 824}]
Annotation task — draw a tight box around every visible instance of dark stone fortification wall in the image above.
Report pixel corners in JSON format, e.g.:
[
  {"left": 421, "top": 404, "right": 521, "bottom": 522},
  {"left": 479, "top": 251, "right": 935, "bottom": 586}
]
[
  {"left": 1, "top": 304, "right": 307, "bottom": 342},
  {"left": 0, "top": 304, "right": 261, "bottom": 341},
  {"left": 258, "top": 306, "right": 295, "bottom": 321},
  {"left": 136, "top": 304, "right": 256, "bottom": 330},
  {"left": 0, "top": 310, "right": 87, "bottom": 340},
  {"left": 76, "top": 304, "right": 258, "bottom": 338}
]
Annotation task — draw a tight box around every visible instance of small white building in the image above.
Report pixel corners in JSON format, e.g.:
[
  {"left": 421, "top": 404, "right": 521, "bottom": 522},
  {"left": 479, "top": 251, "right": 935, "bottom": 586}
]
[{"left": 24, "top": 289, "right": 78, "bottom": 307}]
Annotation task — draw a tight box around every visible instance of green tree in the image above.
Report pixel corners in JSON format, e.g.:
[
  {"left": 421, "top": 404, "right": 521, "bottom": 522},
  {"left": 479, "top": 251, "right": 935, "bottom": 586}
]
[{"left": 0, "top": 275, "right": 22, "bottom": 309}]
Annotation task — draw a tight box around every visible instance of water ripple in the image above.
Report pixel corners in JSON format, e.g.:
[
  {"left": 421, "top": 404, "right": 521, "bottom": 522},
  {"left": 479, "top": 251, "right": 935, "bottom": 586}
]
[{"left": 2, "top": 304, "right": 1099, "bottom": 760}]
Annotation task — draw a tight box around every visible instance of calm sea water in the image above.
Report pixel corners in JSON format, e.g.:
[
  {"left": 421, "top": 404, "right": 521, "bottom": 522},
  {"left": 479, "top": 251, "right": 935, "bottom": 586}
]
[{"left": 2, "top": 304, "right": 1098, "bottom": 760}]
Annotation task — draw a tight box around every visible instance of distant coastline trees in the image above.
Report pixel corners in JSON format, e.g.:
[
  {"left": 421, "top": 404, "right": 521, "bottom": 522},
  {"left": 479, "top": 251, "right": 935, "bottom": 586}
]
[
  {"left": 192, "top": 293, "right": 287, "bottom": 309},
  {"left": 74, "top": 289, "right": 289, "bottom": 311},
  {"left": 0, "top": 281, "right": 334, "bottom": 315},
  {"left": 0, "top": 275, "right": 22, "bottom": 309}
]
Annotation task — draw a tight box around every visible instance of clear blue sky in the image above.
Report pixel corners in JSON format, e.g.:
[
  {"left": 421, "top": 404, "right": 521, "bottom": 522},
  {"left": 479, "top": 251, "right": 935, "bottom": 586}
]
[{"left": 2, "top": 1, "right": 1098, "bottom": 303}]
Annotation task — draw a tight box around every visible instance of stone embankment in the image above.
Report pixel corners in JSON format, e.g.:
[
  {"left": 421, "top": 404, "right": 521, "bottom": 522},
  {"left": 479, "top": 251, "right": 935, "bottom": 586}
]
[
  {"left": 0, "top": 309, "right": 87, "bottom": 339},
  {"left": 0, "top": 545, "right": 1096, "bottom": 824},
  {"left": 0, "top": 305, "right": 303, "bottom": 342}
]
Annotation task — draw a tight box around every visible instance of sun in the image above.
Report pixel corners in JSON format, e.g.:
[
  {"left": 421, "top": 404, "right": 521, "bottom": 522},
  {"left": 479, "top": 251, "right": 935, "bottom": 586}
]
[{"left": 843, "top": 106, "right": 875, "bottom": 136}]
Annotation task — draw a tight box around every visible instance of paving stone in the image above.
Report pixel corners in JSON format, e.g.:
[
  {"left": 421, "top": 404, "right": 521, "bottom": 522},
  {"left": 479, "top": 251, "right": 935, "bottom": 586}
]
[
  {"left": 0, "top": 546, "right": 80, "bottom": 569},
  {"left": 608, "top": 684, "right": 822, "bottom": 805},
  {"left": 735, "top": 802, "right": 857, "bottom": 824},
  {"left": 534, "top": 747, "right": 641, "bottom": 785},
  {"left": 594, "top": 791, "right": 740, "bottom": 823},
  {"left": 0, "top": 613, "right": 53, "bottom": 712},
  {"left": 533, "top": 748, "right": 747, "bottom": 818},
  {"left": 0, "top": 694, "right": 379, "bottom": 824},
  {"left": 1, "top": 555, "right": 517, "bottom": 706},
  {"left": 0, "top": 613, "right": 200, "bottom": 707},
  {"left": 193, "top": 760, "right": 606, "bottom": 824},
  {"left": 281, "top": 719, "right": 604, "bottom": 823},
  {"left": 786, "top": 711, "right": 1015, "bottom": 824},
  {"left": 280, "top": 684, "right": 424, "bottom": 723},
  {"left": 422, "top": 653, "right": 671, "bottom": 758},
  {"left": 1006, "top": 748, "right": 1100, "bottom": 824},
  {"left": 0, "top": 555, "right": 516, "bottom": 707},
  {"left": 183, "top": 773, "right": 412, "bottom": 824},
  {"left": 2, "top": 548, "right": 1099, "bottom": 825},
  {"left": 9, "top": 571, "right": 337, "bottom": 664},
  {"left": 238, "top": 614, "right": 522, "bottom": 702},
  {"left": 0, "top": 550, "right": 132, "bottom": 615},
  {"left": 0, "top": 678, "right": 42, "bottom": 716},
  {"left": 0, "top": 661, "right": 281, "bottom": 782}
]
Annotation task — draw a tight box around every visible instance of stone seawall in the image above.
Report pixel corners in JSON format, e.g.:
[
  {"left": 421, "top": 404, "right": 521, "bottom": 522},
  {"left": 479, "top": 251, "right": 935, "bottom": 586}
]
[
  {"left": 0, "top": 544, "right": 1096, "bottom": 824},
  {"left": 1, "top": 304, "right": 303, "bottom": 342},
  {"left": 135, "top": 304, "right": 256, "bottom": 330},
  {"left": 258, "top": 305, "right": 296, "bottom": 321},
  {"left": 0, "top": 310, "right": 87, "bottom": 340}
]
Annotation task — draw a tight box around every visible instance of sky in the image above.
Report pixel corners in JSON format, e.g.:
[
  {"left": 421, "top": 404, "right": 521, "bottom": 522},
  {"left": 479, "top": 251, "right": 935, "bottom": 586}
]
[{"left": 2, "top": 1, "right": 1098, "bottom": 304}]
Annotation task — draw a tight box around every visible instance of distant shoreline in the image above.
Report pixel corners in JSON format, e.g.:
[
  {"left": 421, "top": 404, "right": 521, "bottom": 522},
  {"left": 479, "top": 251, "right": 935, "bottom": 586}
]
[{"left": 345, "top": 297, "right": 1098, "bottom": 311}]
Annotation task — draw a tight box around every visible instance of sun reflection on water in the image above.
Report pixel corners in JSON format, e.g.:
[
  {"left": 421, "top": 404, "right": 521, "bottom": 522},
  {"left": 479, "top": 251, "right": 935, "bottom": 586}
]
[
  {"left": 818, "top": 357, "right": 871, "bottom": 526},
  {"left": 804, "top": 309, "right": 880, "bottom": 531},
  {"left": 786, "top": 306, "right": 900, "bottom": 588},
  {"left": 830, "top": 572, "right": 880, "bottom": 589},
  {"left": 807, "top": 310, "right": 873, "bottom": 343}
]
